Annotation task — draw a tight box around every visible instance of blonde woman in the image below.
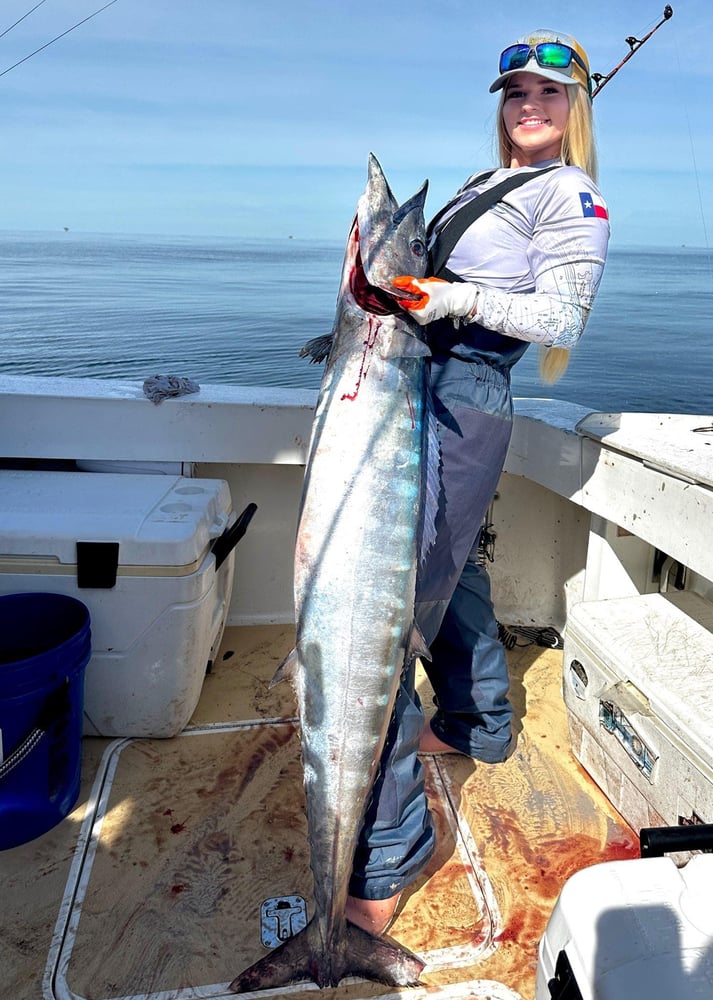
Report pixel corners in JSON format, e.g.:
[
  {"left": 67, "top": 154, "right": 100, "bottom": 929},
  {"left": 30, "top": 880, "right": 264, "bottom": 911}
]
[{"left": 346, "top": 29, "right": 609, "bottom": 935}]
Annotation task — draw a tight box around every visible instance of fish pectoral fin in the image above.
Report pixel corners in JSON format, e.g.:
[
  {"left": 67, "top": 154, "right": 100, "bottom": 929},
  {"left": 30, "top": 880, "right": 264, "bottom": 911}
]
[
  {"left": 299, "top": 333, "right": 334, "bottom": 364},
  {"left": 406, "top": 622, "right": 431, "bottom": 664},
  {"left": 381, "top": 328, "right": 430, "bottom": 360},
  {"left": 345, "top": 921, "right": 425, "bottom": 987},
  {"left": 270, "top": 647, "right": 299, "bottom": 688}
]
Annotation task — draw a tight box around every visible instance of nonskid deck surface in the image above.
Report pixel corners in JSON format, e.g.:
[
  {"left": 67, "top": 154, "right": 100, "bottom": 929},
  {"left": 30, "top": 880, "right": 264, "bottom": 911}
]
[{"left": 2, "top": 625, "right": 637, "bottom": 1000}]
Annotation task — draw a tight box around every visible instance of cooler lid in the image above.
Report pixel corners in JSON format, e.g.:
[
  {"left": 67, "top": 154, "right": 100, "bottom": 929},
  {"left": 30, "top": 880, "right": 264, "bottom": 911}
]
[
  {"left": 568, "top": 593, "right": 713, "bottom": 766},
  {"left": 0, "top": 470, "right": 232, "bottom": 569}
]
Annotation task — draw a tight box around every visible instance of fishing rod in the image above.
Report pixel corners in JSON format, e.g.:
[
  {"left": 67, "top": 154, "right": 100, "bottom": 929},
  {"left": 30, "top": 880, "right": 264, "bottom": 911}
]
[{"left": 591, "top": 5, "right": 674, "bottom": 99}]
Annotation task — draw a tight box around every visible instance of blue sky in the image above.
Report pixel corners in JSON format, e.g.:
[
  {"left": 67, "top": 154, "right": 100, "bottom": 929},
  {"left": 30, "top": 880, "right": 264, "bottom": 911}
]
[{"left": 0, "top": 0, "right": 710, "bottom": 247}]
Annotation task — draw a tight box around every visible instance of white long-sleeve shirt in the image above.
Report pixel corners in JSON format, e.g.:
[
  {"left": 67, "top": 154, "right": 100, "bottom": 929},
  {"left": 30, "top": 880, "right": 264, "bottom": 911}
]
[{"left": 429, "top": 160, "right": 610, "bottom": 364}]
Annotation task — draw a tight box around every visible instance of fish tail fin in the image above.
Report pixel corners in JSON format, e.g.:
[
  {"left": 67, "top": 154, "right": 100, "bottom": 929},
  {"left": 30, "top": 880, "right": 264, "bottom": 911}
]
[
  {"left": 229, "top": 919, "right": 320, "bottom": 993},
  {"left": 229, "top": 918, "right": 424, "bottom": 992},
  {"left": 344, "top": 921, "right": 425, "bottom": 987}
]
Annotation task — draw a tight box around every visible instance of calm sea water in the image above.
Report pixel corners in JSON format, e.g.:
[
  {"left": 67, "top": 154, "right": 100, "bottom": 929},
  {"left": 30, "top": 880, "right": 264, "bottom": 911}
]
[{"left": 1, "top": 230, "right": 711, "bottom": 414}]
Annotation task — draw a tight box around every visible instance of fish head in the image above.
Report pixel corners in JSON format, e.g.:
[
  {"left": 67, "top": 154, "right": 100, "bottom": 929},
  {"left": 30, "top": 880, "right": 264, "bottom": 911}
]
[{"left": 354, "top": 154, "right": 429, "bottom": 305}]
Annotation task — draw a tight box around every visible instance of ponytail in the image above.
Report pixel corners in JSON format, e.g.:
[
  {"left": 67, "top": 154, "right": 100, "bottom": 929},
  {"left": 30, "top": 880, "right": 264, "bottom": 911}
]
[{"left": 539, "top": 345, "right": 570, "bottom": 384}]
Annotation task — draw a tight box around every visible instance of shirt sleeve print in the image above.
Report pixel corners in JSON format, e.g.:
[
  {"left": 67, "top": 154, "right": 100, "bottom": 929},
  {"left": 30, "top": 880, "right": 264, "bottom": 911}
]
[
  {"left": 474, "top": 251, "right": 606, "bottom": 348},
  {"left": 470, "top": 170, "right": 610, "bottom": 347}
]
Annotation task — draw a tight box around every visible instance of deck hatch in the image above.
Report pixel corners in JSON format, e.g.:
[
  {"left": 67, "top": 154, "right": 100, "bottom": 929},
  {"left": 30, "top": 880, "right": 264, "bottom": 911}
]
[{"left": 45, "top": 720, "right": 508, "bottom": 1000}]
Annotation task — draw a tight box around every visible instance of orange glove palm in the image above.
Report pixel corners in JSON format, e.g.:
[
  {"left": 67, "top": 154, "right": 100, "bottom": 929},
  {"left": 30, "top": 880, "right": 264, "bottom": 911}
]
[{"left": 394, "top": 275, "right": 479, "bottom": 326}]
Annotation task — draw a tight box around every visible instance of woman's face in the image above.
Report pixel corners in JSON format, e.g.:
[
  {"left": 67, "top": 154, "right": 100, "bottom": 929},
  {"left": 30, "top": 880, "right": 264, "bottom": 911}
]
[{"left": 501, "top": 71, "right": 571, "bottom": 167}]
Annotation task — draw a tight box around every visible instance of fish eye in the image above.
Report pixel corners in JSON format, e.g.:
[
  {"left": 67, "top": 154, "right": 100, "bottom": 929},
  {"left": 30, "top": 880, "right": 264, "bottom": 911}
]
[{"left": 410, "top": 239, "right": 425, "bottom": 257}]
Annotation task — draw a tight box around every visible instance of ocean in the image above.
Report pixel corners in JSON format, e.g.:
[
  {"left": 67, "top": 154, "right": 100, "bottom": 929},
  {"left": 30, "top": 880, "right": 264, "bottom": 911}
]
[{"left": 1, "top": 230, "right": 712, "bottom": 415}]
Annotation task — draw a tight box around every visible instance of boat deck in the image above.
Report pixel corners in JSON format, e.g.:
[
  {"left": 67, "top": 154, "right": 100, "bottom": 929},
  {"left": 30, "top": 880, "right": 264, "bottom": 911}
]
[{"left": 2, "top": 624, "right": 638, "bottom": 1000}]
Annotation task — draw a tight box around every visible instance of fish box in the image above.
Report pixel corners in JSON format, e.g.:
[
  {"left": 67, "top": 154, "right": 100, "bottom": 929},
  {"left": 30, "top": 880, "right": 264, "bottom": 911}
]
[
  {"left": 563, "top": 592, "right": 713, "bottom": 836},
  {"left": 0, "top": 470, "right": 237, "bottom": 738},
  {"left": 535, "top": 853, "right": 713, "bottom": 999}
]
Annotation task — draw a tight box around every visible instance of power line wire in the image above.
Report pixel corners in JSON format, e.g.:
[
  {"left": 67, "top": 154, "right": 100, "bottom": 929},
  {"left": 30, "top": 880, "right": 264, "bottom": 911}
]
[
  {"left": 0, "top": 0, "right": 120, "bottom": 80},
  {"left": 0, "top": 0, "right": 51, "bottom": 42}
]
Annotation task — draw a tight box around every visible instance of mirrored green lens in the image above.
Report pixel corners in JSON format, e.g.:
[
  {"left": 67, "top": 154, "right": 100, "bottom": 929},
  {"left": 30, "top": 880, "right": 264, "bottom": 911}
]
[
  {"left": 498, "top": 42, "right": 575, "bottom": 74},
  {"left": 536, "top": 43, "right": 573, "bottom": 68}
]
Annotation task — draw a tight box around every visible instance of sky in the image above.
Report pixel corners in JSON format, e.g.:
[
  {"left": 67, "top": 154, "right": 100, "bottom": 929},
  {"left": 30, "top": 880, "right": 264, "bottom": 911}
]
[{"left": 0, "top": 0, "right": 711, "bottom": 247}]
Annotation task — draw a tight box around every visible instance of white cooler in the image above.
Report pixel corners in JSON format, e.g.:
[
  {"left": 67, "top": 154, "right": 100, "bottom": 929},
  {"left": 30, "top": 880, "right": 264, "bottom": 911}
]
[
  {"left": 536, "top": 854, "right": 713, "bottom": 998},
  {"left": 0, "top": 470, "right": 242, "bottom": 738},
  {"left": 563, "top": 592, "right": 713, "bottom": 836}
]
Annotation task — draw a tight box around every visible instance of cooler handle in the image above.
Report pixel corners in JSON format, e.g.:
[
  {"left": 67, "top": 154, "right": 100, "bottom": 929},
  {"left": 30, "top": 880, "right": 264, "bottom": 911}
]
[
  {"left": 640, "top": 824, "right": 713, "bottom": 857},
  {"left": 211, "top": 502, "right": 258, "bottom": 571}
]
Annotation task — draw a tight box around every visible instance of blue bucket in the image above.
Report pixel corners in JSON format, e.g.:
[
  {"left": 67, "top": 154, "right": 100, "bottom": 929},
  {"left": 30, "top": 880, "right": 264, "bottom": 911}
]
[{"left": 0, "top": 593, "right": 91, "bottom": 850}]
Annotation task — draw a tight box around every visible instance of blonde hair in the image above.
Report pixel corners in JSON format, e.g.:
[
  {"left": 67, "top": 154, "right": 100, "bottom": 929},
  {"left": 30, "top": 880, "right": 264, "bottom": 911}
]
[{"left": 496, "top": 84, "right": 598, "bottom": 383}]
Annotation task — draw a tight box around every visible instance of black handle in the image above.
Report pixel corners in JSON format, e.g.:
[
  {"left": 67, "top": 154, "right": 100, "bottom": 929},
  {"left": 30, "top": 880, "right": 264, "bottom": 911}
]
[
  {"left": 0, "top": 680, "right": 71, "bottom": 783},
  {"left": 211, "top": 502, "right": 258, "bottom": 570},
  {"left": 640, "top": 824, "right": 713, "bottom": 857}
]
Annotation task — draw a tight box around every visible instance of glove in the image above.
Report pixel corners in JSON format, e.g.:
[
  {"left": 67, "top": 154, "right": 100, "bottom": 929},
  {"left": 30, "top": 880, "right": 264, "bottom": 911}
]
[{"left": 393, "top": 275, "right": 480, "bottom": 326}]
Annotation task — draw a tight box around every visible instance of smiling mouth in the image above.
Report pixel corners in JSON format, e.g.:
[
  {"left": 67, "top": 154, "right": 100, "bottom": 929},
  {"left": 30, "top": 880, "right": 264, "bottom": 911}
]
[{"left": 519, "top": 117, "right": 549, "bottom": 127}]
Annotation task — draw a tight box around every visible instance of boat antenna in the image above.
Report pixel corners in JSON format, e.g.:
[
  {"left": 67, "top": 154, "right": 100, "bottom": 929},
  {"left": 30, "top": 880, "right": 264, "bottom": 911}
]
[
  {"left": 0, "top": 0, "right": 120, "bottom": 80},
  {"left": 591, "top": 5, "right": 674, "bottom": 98}
]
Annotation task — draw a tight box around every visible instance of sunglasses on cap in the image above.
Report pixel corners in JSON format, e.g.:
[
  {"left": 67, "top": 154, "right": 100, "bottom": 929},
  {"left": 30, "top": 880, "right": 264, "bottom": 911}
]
[{"left": 499, "top": 41, "right": 588, "bottom": 77}]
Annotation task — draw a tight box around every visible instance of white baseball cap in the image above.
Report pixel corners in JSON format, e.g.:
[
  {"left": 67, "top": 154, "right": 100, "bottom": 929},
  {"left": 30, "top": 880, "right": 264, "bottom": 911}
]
[{"left": 489, "top": 29, "right": 591, "bottom": 95}]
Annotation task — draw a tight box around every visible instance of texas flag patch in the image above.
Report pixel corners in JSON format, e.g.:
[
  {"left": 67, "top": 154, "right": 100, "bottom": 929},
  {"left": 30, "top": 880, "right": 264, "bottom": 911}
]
[{"left": 579, "top": 192, "right": 609, "bottom": 220}]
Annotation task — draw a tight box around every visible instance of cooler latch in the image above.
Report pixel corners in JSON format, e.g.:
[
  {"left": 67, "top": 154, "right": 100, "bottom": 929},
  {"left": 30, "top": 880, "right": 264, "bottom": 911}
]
[
  {"left": 76, "top": 541, "right": 120, "bottom": 588},
  {"left": 598, "top": 682, "right": 657, "bottom": 781}
]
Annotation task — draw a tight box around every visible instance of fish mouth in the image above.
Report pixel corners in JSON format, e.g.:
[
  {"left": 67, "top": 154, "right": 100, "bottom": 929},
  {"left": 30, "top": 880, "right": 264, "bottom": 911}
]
[{"left": 349, "top": 223, "right": 400, "bottom": 316}]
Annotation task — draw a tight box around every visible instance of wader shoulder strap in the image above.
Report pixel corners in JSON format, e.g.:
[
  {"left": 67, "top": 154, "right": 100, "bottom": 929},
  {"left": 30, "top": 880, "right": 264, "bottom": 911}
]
[
  {"left": 429, "top": 165, "right": 560, "bottom": 279},
  {"left": 425, "top": 170, "right": 497, "bottom": 241}
]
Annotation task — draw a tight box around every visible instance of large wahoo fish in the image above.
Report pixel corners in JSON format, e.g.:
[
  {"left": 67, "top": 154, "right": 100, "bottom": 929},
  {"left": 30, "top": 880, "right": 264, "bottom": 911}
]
[{"left": 230, "top": 154, "right": 437, "bottom": 992}]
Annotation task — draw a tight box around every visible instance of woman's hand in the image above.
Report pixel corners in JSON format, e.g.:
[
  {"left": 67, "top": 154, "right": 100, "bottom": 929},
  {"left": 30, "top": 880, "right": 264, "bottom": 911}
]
[{"left": 393, "top": 276, "right": 480, "bottom": 326}]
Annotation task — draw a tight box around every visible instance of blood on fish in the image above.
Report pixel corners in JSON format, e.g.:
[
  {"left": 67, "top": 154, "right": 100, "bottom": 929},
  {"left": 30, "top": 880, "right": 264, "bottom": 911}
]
[
  {"left": 341, "top": 316, "right": 380, "bottom": 401},
  {"left": 406, "top": 392, "right": 416, "bottom": 429}
]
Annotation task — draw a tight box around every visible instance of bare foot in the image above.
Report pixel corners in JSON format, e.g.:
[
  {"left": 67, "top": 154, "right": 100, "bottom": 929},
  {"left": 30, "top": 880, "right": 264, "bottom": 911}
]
[
  {"left": 345, "top": 892, "right": 401, "bottom": 935},
  {"left": 418, "top": 720, "right": 465, "bottom": 755}
]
